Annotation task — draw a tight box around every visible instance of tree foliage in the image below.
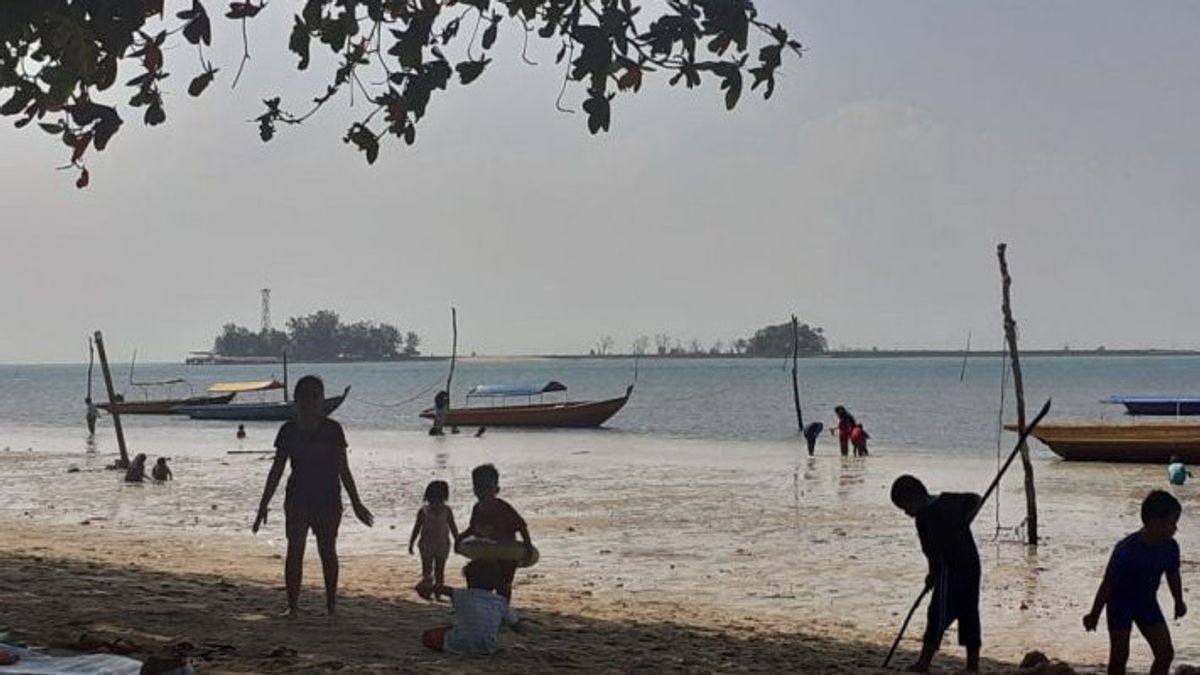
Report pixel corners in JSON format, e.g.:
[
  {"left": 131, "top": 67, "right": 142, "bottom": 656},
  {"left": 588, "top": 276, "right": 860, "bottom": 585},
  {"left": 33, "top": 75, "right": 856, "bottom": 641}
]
[
  {"left": 744, "top": 320, "right": 826, "bottom": 357},
  {"left": 214, "top": 309, "right": 413, "bottom": 359},
  {"left": 1, "top": 0, "right": 802, "bottom": 186}
]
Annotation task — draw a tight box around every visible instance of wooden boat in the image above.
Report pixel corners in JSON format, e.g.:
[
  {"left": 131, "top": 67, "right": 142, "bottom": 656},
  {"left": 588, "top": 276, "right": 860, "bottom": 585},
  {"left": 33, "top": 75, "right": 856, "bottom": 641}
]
[
  {"left": 1008, "top": 421, "right": 1200, "bottom": 463},
  {"left": 1106, "top": 395, "right": 1200, "bottom": 416},
  {"left": 419, "top": 382, "right": 633, "bottom": 428},
  {"left": 175, "top": 380, "right": 350, "bottom": 421},
  {"left": 98, "top": 392, "right": 235, "bottom": 415}
]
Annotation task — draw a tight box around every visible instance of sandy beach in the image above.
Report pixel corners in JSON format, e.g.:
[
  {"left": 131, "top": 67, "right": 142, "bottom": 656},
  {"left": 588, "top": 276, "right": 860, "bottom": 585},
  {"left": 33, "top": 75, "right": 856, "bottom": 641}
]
[{"left": 2, "top": 426, "right": 1197, "bottom": 673}]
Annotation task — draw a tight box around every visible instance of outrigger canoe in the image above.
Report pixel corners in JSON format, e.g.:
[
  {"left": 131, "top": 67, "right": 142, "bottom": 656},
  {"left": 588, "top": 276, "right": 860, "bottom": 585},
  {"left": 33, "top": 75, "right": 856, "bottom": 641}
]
[
  {"left": 1008, "top": 421, "right": 1200, "bottom": 463},
  {"left": 175, "top": 380, "right": 350, "bottom": 422},
  {"left": 420, "top": 382, "right": 633, "bottom": 428},
  {"left": 1106, "top": 395, "right": 1200, "bottom": 416}
]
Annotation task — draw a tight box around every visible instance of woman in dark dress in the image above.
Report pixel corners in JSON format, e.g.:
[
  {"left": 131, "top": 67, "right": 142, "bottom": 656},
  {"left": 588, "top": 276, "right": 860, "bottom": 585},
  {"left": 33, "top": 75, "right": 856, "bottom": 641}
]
[{"left": 253, "top": 375, "right": 373, "bottom": 617}]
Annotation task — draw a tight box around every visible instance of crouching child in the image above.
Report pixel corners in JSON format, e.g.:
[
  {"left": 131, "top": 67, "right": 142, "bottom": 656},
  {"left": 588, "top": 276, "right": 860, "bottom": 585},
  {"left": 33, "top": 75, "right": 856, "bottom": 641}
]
[{"left": 417, "top": 559, "right": 523, "bottom": 655}]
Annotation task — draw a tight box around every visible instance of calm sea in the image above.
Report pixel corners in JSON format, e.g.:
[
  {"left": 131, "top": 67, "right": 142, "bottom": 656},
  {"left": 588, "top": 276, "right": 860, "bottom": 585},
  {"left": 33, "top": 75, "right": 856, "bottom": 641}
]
[{"left": 2, "top": 354, "right": 1199, "bottom": 455}]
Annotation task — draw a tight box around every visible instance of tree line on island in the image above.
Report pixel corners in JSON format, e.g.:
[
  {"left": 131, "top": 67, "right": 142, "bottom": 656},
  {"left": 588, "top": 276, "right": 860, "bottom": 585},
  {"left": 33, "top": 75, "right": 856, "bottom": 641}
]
[
  {"left": 594, "top": 320, "right": 828, "bottom": 358},
  {"left": 214, "top": 310, "right": 420, "bottom": 361}
]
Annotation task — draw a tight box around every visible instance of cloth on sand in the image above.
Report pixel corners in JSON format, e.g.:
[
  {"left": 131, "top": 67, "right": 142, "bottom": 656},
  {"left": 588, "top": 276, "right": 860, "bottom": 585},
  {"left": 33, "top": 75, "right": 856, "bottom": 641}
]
[{"left": 0, "top": 644, "right": 193, "bottom": 675}]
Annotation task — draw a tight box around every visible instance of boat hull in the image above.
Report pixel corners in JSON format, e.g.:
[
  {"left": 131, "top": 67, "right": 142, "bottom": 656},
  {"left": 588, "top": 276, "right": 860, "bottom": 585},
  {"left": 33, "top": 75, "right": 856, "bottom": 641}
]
[
  {"left": 1119, "top": 400, "right": 1200, "bottom": 416},
  {"left": 420, "top": 387, "right": 632, "bottom": 428},
  {"left": 177, "top": 387, "right": 350, "bottom": 422},
  {"left": 98, "top": 392, "right": 236, "bottom": 415},
  {"left": 1010, "top": 422, "right": 1200, "bottom": 463}
]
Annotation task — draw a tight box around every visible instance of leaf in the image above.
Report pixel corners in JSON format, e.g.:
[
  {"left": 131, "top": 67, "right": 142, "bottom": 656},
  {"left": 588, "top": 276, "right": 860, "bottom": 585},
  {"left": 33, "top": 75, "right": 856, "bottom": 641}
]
[
  {"left": 616, "top": 64, "right": 642, "bottom": 92},
  {"left": 482, "top": 21, "right": 498, "bottom": 50},
  {"left": 343, "top": 123, "right": 379, "bottom": 164},
  {"left": 225, "top": 2, "right": 264, "bottom": 19},
  {"left": 0, "top": 88, "right": 31, "bottom": 116},
  {"left": 289, "top": 17, "right": 312, "bottom": 70},
  {"left": 182, "top": 2, "right": 212, "bottom": 46},
  {"left": 38, "top": 122, "right": 64, "bottom": 135},
  {"left": 71, "top": 133, "right": 91, "bottom": 163},
  {"left": 456, "top": 59, "right": 490, "bottom": 85},
  {"left": 721, "top": 68, "right": 742, "bottom": 110},
  {"left": 582, "top": 92, "right": 611, "bottom": 134},
  {"left": 75, "top": 168, "right": 90, "bottom": 189},
  {"left": 188, "top": 70, "right": 217, "bottom": 97},
  {"left": 144, "top": 102, "right": 166, "bottom": 126}
]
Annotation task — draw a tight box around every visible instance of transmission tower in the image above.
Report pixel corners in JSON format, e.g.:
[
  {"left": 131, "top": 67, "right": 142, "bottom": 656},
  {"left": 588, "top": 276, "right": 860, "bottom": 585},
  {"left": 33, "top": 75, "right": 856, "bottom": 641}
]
[{"left": 260, "top": 288, "right": 272, "bottom": 333}]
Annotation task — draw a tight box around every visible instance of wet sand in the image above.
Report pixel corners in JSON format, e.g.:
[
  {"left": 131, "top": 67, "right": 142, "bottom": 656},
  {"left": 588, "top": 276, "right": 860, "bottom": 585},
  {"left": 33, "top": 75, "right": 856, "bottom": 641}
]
[{"left": 1, "top": 430, "right": 1197, "bottom": 672}]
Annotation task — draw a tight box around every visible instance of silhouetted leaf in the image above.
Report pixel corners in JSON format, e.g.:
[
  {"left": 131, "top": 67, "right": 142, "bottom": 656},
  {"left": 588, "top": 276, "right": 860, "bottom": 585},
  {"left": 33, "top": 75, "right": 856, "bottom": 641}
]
[
  {"left": 482, "top": 21, "right": 498, "bottom": 50},
  {"left": 344, "top": 123, "right": 379, "bottom": 164},
  {"left": 188, "top": 69, "right": 217, "bottom": 97},
  {"left": 75, "top": 168, "right": 89, "bottom": 189},
  {"left": 144, "top": 101, "right": 166, "bottom": 125},
  {"left": 225, "top": 2, "right": 264, "bottom": 19},
  {"left": 289, "top": 17, "right": 312, "bottom": 70},
  {"left": 456, "top": 59, "right": 490, "bottom": 85}
]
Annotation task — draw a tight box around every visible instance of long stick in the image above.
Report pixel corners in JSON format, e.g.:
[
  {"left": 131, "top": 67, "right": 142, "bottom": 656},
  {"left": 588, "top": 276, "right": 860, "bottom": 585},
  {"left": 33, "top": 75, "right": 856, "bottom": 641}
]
[
  {"left": 998, "top": 243, "right": 1038, "bottom": 545},
  {"left": 93, "top": 330, "right": 130, "bottom": 469},
  {"left": 86, "top": 338, "right": 94, "bottom": 400},
  {"left": 445, "top": 307, "right": 458, "bottom": 396},
  {"left": 791, "top": 314, "right": 803, "bottom": 433},
  {"left": 959, "top": 331, "right": 971, "bottom": 382},
  {"left": 881, "top": 398, "right": 1051, "bottom": 667}
]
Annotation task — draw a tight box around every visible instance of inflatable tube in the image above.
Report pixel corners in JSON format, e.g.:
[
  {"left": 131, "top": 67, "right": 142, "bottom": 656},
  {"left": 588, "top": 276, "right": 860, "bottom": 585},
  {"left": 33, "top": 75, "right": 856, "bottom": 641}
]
[{"left": 457, "top": 536, "right": 539, "bottom": 568}]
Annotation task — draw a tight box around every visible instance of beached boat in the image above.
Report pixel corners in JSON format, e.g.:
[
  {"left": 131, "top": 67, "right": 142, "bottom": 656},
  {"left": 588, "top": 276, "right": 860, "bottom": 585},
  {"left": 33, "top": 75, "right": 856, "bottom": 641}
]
[
  {"left": 419, "top": 382, "right": 633, "bottom": 428},
  {"left": 1008, "top": 421, "right": 1200, "bottom": 463},
  {"left": 174, "top": 380, "right": 350, "bottom": 421},
  {"left": 1106, "top": 395, "right": 1200, "bottom": 416}
]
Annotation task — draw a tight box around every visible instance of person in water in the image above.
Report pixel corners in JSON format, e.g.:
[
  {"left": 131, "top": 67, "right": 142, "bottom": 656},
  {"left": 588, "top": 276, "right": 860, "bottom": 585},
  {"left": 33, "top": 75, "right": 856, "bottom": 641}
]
[
  {"left": 850, "top": 423, "right": 870, "bottom": 457},
  {"left": 430, "top": 391, "right": 449, "bottom": 436},
  {"left": 236, "top": 424, "right": 247, "bottom": 440},
  {"left": 831, "top": 406, "right": 857, "bottom": 456},
  {"left": 124, "top": 453, "right": 149, "bottom": 483},
  {"left": 85, "top": 397, "right": 98, "bottom": 436},
  {"left": 459, "top": 463, "right": 533, "bottom": 601},
  {"left": 253, "top": 375, "right": 374, "bottom": 618},
  {"left": 409, "top": 480, "right": 460, "bottom": 599},
  {"left": 151, "top": 457, "right": 173, "bottom": 481},
  {"left": 891, "top": 475, "right": 982, "bottom": 673},
  {"left": 1084, "top": 490, "right": 1185, "bottom": 675},
  {"left": 1167, "top": 456, "right": 1190, "bottom": 486}
]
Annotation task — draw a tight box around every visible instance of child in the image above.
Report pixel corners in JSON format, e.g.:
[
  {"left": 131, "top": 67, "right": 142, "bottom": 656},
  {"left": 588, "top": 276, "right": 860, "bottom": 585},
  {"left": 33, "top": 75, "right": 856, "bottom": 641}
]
[
  {"left": 409, "top": 480, "right": 459, "bottom": 597},
  {"left": 850, "top": 423, "right": 870, "bottom": 457},
  {"left": 458, "top": 463, "right": 533, "bottom": 600},
  {"left": 236, "top": 424, "right": 247, "bottom": 440},
  {"left": 429, "top": 391, "right": 449, "bottom": 436},
  {"left": 891, "top": 475, "right": 982, "bottom": 673},
  {"left": 151, "top": 457, "right": 173, "bottom": 481},
  {"left": 1167, "top": 456, "right": 1190, "bottom": 486},
  {"left": 252, "top": 375, "right": 374, "bottom": 618},
  {"left": 124, "top": 453, "right": 148, "bottom": 483},
  {"left": 416, "top": 558, "right": 523, "bottom": 655},
  {"left": 1083, "top": 490, "right": 1186, "bottom": 675}
]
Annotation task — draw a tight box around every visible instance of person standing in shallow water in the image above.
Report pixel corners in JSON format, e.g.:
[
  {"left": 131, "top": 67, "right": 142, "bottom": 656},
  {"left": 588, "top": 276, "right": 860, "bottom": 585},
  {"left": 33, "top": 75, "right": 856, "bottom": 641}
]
[
  {"left": 831, "top": 406, "right": 857, "bottom": 456},
  {"left": 252, "top": 375, "right": 374, "bottom": 618}
]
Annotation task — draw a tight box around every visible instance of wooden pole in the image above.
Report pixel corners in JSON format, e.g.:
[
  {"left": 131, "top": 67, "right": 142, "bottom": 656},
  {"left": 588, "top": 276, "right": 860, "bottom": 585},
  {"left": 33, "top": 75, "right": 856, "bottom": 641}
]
[
  {"left": 791, "top": 314, "right": 803, "bottom": 433},
  {"left": 997, "top": 243, "right": 1038, "bottom": 545},
  {"left": 86, "top": 338, "right": 94, "bottom": 399},
  {"left": 446, "top": 307, "right": 458, "bottom": 396},
  {"left": 959, "top": 331, "right": 971, "bottom": 382},
  {"left": 92, "top": 330, "right": 130, "bottom": 468},
  {"left": 283, "top": 350, "right": 289, "bottom": 402}
]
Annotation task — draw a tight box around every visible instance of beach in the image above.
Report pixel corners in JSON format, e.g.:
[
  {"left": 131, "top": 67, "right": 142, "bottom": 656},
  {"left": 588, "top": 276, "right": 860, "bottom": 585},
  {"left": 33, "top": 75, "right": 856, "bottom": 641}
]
[{"left": 2, "top": 423, "right": 1197, "bottom": 673}]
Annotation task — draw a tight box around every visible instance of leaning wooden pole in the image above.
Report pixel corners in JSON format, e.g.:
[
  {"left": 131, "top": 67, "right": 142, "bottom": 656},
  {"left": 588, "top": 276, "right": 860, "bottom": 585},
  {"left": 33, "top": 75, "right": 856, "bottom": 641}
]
[
  {"left": 92, "top": 331, "right": 130, "bottom": 468},
  {"left": 445, "top": 307, "right": 458, "bottom": 398},
  {"left": 997, "top": 243, "right": 1038, "bottom": 545},
  {"left": 791, "top": 314, "right": 804, "bottom": 433}
]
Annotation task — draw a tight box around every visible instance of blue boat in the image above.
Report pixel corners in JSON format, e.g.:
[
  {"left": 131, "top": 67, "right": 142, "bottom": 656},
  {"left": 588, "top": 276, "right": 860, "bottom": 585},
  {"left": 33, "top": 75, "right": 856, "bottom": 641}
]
[
  {"left": 1106, "top": 395, "right": 1200, "bottom": 416},
  {"left": 174, "top": 380, "right": 350, "bottom": 421}
]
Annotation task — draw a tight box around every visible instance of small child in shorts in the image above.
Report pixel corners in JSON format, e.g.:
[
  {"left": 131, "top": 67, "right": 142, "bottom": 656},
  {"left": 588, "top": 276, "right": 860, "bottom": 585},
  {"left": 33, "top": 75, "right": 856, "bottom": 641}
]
[{"left": 1083, "top": 490, "right": 1186, "bottom": 675}]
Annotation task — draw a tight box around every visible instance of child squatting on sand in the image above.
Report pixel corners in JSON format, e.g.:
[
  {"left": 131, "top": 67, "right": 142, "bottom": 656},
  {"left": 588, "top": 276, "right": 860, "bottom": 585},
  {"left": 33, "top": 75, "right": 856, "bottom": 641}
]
[
  {"left": 892, "top": 474, "right": 983, "bottom": 673},
  {"left": 417, "top": 558, "right": 524, "bottom": 655},
  {"left": 1083, "top": 490, "right": 1186, "bottom": 675},
  {"left": 409, "top": 479, "right": 459, "bottom": 599}
]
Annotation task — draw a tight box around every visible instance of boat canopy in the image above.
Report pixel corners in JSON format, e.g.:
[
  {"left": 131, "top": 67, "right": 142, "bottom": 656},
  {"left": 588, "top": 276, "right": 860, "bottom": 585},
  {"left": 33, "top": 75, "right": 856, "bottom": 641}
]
[
  {"left": 467, "top": 382, "right": 568, "bottom": 398},
  {"left": 208, "top": 379, "right": 285, "bottom": 394}
]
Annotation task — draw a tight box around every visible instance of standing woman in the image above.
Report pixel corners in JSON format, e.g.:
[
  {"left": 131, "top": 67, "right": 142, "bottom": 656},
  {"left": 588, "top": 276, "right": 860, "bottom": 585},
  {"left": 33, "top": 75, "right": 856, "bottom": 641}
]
[
  {"left": 832, "top": 406, "right": 857, "bottom": 457},
  {"left": 253, "top": 375, "right": 373, "bottom": 617}
]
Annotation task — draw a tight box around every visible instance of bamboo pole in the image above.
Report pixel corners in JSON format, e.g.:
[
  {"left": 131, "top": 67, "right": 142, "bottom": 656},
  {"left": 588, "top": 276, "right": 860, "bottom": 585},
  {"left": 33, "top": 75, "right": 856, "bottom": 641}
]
[
  {"left": 997, "top": 243, "right": 1038, "bottom": 545},
  {"left": 92, "top": 331, "right": 130, "bottom": 468},
  {"left": 446, "top": 307, "right": 458, "bottom": 396},
  {"left": 86, "top": 338, "right": 94, "bottom": 399}
]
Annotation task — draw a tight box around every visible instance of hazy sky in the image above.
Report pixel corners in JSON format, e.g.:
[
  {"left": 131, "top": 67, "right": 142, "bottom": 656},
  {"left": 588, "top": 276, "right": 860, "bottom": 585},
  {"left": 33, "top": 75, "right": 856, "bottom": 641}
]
[{"left": 4, "top": 1, "right": 1199, "bottom": 362}]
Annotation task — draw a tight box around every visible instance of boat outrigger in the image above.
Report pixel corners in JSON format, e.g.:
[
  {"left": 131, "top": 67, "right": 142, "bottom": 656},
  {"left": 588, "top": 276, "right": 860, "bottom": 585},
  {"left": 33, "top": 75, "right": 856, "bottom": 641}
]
[
  {"left": 419, "top": 381, "right": 633, "bottom": 428},
  {"left": 94, "top": 350, "right": 235, "bottom": 415},
  {"left": 174, "top": 379, "right": 350, "bottom": 421}
]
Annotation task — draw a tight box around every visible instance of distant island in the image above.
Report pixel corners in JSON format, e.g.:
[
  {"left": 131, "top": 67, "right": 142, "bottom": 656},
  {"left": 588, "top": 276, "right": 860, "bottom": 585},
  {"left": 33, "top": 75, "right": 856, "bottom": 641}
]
[{"left": 191, "top": 310, "right": 422, "bottom": 364}]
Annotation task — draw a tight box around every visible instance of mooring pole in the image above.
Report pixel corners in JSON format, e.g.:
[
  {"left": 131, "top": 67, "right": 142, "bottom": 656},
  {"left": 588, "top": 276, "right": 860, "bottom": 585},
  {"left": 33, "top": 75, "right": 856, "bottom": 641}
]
[
  {"left": 92, "top": 331, "right": 129, "bottom": 468},
  {"left": 791, "top": 314, "right": 803, "bottom": 433}
]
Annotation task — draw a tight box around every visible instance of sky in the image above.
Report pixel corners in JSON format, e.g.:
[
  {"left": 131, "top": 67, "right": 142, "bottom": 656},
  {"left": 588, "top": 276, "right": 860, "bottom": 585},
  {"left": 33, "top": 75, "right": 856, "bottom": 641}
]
[{"left": 3, "top": 1, "right": 1200, "bottom": 362}]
